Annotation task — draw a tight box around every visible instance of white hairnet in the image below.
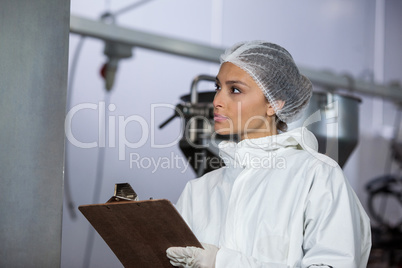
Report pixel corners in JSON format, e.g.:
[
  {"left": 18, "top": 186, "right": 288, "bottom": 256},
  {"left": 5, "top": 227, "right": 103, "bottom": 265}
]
[{"left": 220, "top": 40, "right": 313, "bottom": 123}]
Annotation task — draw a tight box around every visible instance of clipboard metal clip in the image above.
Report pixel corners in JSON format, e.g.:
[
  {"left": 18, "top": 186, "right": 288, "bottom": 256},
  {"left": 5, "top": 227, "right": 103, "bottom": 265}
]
[{"left": 106, "top": 183, "right": 139, "bottom": 203}]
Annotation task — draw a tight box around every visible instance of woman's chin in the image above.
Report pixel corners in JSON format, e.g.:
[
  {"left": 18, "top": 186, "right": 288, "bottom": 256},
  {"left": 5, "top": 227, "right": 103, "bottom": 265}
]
[{"left": 214, "top": 127, "right": 231, "bottom": 136}]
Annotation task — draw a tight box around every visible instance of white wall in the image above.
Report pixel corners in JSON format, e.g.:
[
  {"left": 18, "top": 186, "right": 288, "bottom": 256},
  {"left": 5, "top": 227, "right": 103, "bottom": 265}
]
[{"left": 62, "top": 1, "right": 402, "bottom": 267}]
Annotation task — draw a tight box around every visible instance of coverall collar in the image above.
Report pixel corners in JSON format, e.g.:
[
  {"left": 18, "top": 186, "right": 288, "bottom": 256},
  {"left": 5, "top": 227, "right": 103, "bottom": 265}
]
[{"left": 218, "top": 127, "right": 319, "bottom": 168}]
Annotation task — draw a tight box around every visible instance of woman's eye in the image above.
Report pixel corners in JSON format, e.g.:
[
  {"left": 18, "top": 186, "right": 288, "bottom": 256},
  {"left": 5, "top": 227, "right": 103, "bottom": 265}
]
[
  {"left": 231, "top": 87, "right": 241, "bottom": 94},
  {"left": 215, "top": 84, "right": 221, "bottom": 91}
]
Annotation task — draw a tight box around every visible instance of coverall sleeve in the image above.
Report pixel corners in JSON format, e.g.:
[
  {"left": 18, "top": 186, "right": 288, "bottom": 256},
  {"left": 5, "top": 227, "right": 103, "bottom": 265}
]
[
  {"left": 214, "top": 163, "right": 371, "bottom": 268},
  {"left": 301, "top": 162, "right": 371, "bottom": 268}
]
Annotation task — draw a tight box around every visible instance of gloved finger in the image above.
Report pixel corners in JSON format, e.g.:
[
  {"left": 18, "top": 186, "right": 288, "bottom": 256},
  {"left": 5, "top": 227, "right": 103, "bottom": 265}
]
[
  {"left": 167, "top": 255, "right": 187, "bottom": 264},
  {"left": 169, "top": 259, "right": 186, "bottom": 267},
  {"left": 167, "top": 246, "right": 198, "bottom": 258},
  {"left": 167, "top": 247, "right": 186, "bottom": 258},
  {"left": 167, "top": 248, "right": 188, "bottom": 267},
  {"left": 167, "top": 247, "right": 200, "bottom": 268},
  {"left": 168, "top": 255, "right": 195, "bottom": 268}
]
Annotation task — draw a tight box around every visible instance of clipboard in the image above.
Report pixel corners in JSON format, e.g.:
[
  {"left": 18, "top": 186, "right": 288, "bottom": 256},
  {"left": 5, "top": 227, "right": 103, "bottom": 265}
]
[{"left": 79, "top": 199, "right": 202, "bottom": 268}]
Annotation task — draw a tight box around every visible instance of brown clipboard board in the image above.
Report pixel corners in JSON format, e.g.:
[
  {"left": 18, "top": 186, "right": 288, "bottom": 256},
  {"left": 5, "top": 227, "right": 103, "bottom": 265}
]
[{"left": 79, "top": 199, "right": 202, "bottom": 268}]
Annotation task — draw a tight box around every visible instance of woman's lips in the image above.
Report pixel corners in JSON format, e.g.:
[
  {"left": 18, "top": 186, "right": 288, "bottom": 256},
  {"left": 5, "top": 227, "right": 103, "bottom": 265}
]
[{"left": 214, "top": 113, "right": 228, "bottom": 122}]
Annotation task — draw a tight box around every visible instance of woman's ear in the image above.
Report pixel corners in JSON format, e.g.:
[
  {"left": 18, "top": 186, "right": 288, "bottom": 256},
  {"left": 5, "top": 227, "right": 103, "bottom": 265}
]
[{"left": 266, "top": 100, "right": 285, "bottom": 117}]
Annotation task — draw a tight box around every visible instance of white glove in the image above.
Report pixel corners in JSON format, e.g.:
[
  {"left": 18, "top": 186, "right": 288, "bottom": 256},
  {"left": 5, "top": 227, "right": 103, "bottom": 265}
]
[{"left": 166, "top": 242, "right": 219, "bottom": 268}]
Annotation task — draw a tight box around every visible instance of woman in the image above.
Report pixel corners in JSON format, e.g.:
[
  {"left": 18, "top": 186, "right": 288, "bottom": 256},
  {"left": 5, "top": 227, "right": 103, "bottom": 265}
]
[{"left": 166, "top": 41, "right": 371, "bottom": 268}]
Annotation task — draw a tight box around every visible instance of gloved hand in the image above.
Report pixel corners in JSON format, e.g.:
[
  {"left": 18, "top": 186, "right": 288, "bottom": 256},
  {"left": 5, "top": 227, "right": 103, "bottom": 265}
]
[{"left": 166, "top": 242, "right": 219, "bottom": 268}]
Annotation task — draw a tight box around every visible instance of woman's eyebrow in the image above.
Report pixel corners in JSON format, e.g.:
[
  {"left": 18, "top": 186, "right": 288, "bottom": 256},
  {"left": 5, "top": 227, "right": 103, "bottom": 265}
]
[
  {"left": 216, "top": 76, "right": 248, "bottom": 87},
  {"left": 226, "top": 80, "right": 248, "bottom": 86}
]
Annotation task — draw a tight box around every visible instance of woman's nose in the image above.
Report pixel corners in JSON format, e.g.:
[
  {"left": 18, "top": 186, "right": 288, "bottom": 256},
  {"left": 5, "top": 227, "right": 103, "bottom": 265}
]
[{"left": 213, "top": 91, "right": 223, "bottom": 108}]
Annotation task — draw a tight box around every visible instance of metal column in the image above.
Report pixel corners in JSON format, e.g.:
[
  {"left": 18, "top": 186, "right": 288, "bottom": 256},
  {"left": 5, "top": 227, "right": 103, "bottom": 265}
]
[{"left": 0, "top": 1, "right": 70, "bottom": 267}]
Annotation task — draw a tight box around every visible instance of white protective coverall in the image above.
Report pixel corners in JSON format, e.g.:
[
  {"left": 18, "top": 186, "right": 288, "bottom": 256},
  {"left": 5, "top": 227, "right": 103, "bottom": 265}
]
[{"left": 175, "top": 127, "right": 371, "bottom": 268}]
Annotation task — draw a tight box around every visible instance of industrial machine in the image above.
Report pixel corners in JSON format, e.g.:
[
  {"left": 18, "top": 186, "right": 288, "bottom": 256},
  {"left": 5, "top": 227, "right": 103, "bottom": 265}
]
[{"left": 366, "top": 106, "right": 402, "bottom": 267}]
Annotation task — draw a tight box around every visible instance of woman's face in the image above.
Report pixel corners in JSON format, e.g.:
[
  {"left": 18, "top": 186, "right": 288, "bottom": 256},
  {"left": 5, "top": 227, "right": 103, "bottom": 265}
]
[{"left": 213, "top": 62, "right": 277, "bottom": 140}]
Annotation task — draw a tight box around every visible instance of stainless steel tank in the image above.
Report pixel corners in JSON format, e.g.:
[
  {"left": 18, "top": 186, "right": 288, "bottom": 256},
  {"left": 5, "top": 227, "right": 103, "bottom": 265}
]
[{"left": 288, "top": 91, "right": 361, "bottom": 167}]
